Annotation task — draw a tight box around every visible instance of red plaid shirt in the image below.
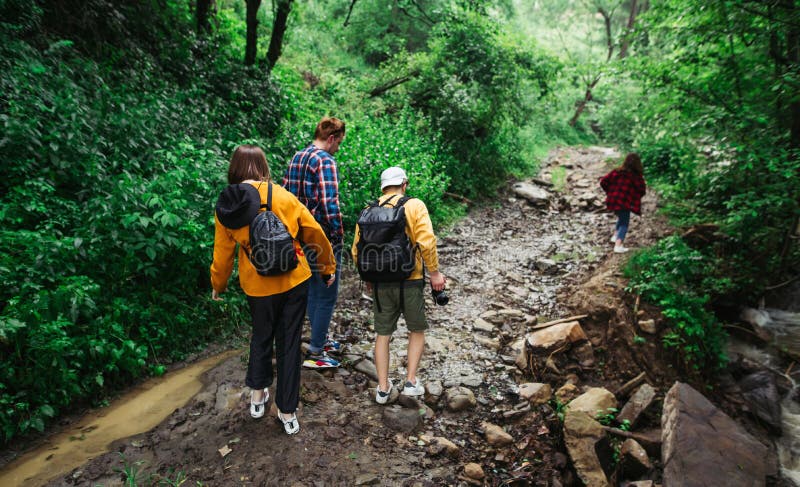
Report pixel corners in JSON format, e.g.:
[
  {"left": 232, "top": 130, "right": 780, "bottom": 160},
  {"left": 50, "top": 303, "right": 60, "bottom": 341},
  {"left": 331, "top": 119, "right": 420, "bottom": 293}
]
[{"left": 600, "top": 169, "right": 646, "bottom": 215}]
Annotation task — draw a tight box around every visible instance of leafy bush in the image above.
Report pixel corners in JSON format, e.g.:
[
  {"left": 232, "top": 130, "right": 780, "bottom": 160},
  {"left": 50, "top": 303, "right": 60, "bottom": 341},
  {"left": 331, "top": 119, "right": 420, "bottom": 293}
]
[{"left": 624, "top": 237, "right": 729, "bottom": 371}]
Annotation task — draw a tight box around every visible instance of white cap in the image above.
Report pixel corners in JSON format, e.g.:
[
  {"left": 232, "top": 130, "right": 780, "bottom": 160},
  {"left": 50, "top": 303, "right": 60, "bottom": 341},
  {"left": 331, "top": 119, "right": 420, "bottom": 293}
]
[{"left": 380, "top": 166, "right": 408, "bottom": 190}]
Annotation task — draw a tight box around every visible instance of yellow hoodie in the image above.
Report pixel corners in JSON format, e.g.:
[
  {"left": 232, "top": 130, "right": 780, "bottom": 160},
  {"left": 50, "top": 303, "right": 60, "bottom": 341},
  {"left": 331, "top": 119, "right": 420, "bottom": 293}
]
[{"left": 211, "top": 181, "right": 336, "bottom": 297}]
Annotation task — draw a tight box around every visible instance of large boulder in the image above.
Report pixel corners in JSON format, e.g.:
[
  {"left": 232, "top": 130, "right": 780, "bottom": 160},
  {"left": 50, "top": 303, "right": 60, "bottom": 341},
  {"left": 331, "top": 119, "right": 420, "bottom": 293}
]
[
  {"left": 739, "top": 371, "right": 782, "bottom": 434},
  {"left": 512, "top": 182, "right": 550, "bottom": 205},
  {"left": 662, "top": 382, "right": 769, "bottom": 487}
]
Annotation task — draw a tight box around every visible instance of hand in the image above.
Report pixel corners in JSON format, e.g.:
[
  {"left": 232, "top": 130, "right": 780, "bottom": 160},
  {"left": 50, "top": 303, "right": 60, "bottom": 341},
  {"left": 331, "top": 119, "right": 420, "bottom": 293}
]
[
  {"left": 211, "top": 289, "right": 224, "bottom": 301},
  {"left": 322, "top": 274, "right": 336, "bottom": 287},
  {"left": 429, "top": 271, "right": 446, "bottom": 292}
]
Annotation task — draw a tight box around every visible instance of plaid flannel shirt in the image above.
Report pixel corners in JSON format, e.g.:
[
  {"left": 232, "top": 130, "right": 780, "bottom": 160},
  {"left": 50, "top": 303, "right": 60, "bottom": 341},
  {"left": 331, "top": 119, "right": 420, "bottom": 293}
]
[
  {"left": 600, "top": 169, "right": 646, "bottom": 215},
  {"left": 282, "top": 144, "right": 343, "bottom": 241}
]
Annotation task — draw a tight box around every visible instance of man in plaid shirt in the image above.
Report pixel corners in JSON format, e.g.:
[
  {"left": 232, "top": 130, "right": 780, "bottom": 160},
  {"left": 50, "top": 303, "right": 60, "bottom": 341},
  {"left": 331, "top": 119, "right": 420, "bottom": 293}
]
[{"left": 283, "top": 117, "right": 346, "bottom": 368}]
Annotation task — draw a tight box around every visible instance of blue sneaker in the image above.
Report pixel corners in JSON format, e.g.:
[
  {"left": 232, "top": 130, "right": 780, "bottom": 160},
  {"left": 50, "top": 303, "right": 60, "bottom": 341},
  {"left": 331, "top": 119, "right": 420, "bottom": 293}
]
[
  {"left": 323, "top": 339, "right": 342, "bottom": 354},
  {"left": 303, "top": 351, "right": 339, "bottom": 369}
]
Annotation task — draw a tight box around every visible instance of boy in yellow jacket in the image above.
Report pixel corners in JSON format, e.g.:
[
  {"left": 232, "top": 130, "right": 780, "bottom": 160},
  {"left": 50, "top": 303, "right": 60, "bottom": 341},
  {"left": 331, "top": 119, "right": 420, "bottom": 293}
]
[{"left": 351, "top": 167, "right": 446, "bottom": 403}]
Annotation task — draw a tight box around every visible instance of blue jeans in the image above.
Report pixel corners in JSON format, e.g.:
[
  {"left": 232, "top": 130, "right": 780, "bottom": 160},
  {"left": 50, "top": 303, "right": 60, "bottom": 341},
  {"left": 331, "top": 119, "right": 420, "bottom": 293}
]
[
  {"left": 305, "top": 244, "right": 342, "bottom": 354},
  {"left": 615, "top": 210, "right": 631, "bottom": 242}
]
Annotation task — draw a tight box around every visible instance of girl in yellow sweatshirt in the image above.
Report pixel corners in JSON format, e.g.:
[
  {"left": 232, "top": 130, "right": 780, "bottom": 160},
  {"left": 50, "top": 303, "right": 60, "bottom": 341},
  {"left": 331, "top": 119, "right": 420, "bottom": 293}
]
[{"left": 210, "top": 145, "right": 335, "bottom": 435}]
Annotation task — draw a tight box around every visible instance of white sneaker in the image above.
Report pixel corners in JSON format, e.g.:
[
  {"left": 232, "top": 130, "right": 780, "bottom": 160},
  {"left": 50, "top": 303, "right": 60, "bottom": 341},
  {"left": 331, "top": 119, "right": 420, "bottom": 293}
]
[
  {"left": 250, "top": 388, "right": 269, "bottom": 419},
  {"left": 610, "top": 234, "right": 617, "bottom": 243},
  {"left": 614, "top": 245, "right": 629, "bottom": 253},
  {"left": 402, "top": 378, "right": 425, "bottom": 396},
  {"left": 375, "top": 381, "right": 394, "bottom": 404}
]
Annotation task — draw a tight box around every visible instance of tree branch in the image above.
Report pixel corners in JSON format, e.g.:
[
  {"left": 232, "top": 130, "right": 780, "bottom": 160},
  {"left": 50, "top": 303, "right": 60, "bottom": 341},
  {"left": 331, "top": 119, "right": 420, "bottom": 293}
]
[{"left": 343, "top": 0, "right": 358, "bottom": 27}]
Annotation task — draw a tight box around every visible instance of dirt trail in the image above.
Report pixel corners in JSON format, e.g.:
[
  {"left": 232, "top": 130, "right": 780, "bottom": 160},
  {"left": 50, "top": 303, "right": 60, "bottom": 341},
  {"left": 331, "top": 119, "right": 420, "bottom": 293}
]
[{"left": 38, "top": 146, "right": 670, "bottom": 486}]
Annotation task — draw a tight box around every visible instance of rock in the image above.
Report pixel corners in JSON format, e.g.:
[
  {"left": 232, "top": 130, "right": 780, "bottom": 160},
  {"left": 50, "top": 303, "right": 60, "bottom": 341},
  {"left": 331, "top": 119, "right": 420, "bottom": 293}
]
[
  {"left": 445, "top": 386, "right": 476, "bottom": 412},
  {"left": 475, "top": 336, "right": 501, "bottom": 350},
  {"left": 458, "top": 374, "right": 484, "bottom": 388},
  {"left": 425, "top": 336, "right": 447, "bottom": 354},
  {"left": 739, "top": 371, "right": 782, "bottom": 433},
  {"left": 620, "top": 439, "right": 652, "bottom": 479},
  {"left": 382, "top": 405, "right": 423, "bottom": 433},
  {"left": 355, "top": 360, "right": 378, "bottom": 381},
  {"left": 512, "top": 182, "right": 550, "bottom": 205},
  {"left": 572, "top": 342, "right": 595, "bottom": 367},
  {"left": 563, "top": 411, "right": 610, "bottom": 487},
  {"left": 355, "top": 473, "right": 379, "bottom": 485},
  {"left": 662, "top": 382, "right": 769, "bottom": 487},
  {"left": 482, "top": 422, "right": 513, "bottom": 446},
  {"left": 534, "top": 258, "right": 559, "bottom": 274},
  {"left": 568, "top": 387, "right": 617, "bottom": 418},
  {"left": 463, "top": 462, "right": 485, "bottom": 480},
  {"left": 526, "top": 321, "right": 588, "bottom": 352},
  {"left": 425, "top": 380, "right": 443, "bottom": 399},
  {"left": 428, "top": 437, "right": 460, "bottom": 457},
  {"left": 637, "top": 319, "right": 658, "bottom": 334},
  {"left": 473, "top": 318, "right": 495, "bottom": 333},
  {"left": 556, "top": 383, "right": 580, "bottom": 404},
  {"left": 623, "top": 482, "right": 654, "bottom": 487},
  {"left": 617, "top": 383, "right": 657, "bottom": 428},
  {"left": 498, "top": 308, "right": 525, "bottom": 317},
  {"left": 518, "top": 383, "right": 552, "bottom": 405}
]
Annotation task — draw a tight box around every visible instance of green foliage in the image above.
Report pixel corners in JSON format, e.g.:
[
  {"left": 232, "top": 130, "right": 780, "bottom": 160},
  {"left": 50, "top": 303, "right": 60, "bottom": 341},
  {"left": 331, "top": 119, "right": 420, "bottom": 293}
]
[
  {"left": 625, "top": 237, "right": 728, "bottom": 371},
  {"left": 0, "top": 4, "right": 269, "bottom": 443},
  {"left": 377, "top": 7, "right": 562, "bottom": 196},
  {"left": 336, "top": 109, "right": 457, "bottom": 233}
]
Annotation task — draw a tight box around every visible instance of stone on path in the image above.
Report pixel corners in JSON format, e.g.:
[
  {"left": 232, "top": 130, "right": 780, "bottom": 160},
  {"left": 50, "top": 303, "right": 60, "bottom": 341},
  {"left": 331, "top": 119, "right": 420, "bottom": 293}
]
[
  {"left": 512, "top": 182, "right": 550, "bottom": 205},
  {"left": 464, "top": 462, "right": 485, "bottom": 480},
  {"left": 445, "top": 386, "right": 476, "bottom": 412},
  {"left": 564, "top": 411, "right": 610, "bottom": 487},
  {"left": 739, "top": 370, "right": 783, "bottom": 433},
  {"left": 617, "top": 383, "right": 656, "bottom": 428},
  {"left": 661, "top": 382, "right": 769, "bottom": 487},
  {"left": 518, "top": 383, "right": 552, "bottom": 405},
  {"left": 482, "top": 422, "right": 514, "bottom": 446},
  {"left": 355, "top": 359, "right": 378, "bottom": 381},
  {"left": 526, "top": 321, "right": 588, "bottom": 352},
  {"left": 382, "top": 405, "right": 423, "bottom": 433},
  {"left": 567, "top": 387, "right": 617, "bottom": 418},
  {"left": 620, "top": 438, "right": 652, "bottom": 479}
]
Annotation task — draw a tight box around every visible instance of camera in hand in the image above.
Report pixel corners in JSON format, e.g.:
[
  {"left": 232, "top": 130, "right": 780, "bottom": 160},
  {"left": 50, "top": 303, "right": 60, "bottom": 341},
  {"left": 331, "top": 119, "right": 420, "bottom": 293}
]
[{"left": 431, "top": 287, "right": 449, "bottom": 306}]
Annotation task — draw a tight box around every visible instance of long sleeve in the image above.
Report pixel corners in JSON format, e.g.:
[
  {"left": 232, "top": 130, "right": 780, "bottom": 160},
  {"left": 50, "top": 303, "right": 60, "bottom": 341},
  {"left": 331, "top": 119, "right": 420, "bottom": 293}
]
[
  {"left": 316, "top": 157, "right": 343, "bottom": 239},
  {"left": 599, "top": 170, "right": 615, "bottom": 192},
  {"left": 210, "top": 215, "right": 236, "bottom": 293},
  {"left": 408, "top": 200, "right": 439, "bottom": 273},
  {"left": 297, "top": 201, "right": 336, "bottom": 276}
]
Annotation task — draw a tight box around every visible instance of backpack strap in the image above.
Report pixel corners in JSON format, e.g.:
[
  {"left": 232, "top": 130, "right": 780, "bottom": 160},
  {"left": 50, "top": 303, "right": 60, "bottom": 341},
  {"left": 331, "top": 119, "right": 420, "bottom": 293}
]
[{"left": 379, "top": 194, "right": 398, "bottom": 207}]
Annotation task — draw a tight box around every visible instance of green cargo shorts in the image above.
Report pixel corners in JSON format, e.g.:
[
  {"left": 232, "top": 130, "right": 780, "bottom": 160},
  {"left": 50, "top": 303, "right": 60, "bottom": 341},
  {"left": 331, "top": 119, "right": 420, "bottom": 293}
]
[{"left": 372, "top": 280, "right": 428, "bottom": 336}]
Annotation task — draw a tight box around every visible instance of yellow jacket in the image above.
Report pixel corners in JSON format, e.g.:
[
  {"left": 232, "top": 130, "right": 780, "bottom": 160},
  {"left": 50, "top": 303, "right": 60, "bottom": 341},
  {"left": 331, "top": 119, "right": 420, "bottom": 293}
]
[
  {"left": 351, "top": 191, "right": 439, "bottom": 281},
  {"left": 211, "top": 181, "right": 336, "bottom": 297}
]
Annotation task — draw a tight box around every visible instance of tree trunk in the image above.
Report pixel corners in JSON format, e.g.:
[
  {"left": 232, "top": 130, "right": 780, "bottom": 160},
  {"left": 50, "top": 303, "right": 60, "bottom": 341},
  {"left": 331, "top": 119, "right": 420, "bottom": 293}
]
[
  {"left": 196, "top": 0, "right": 213, "bottom": 34},
  {"left": 245, "top": 0, "right": 261, "bottom": 66},
  {"left": 618, "top": 0, "right": 638, "bottom": 59},
  {"left": 569, "top": 77, "right": 600, "bottom": 127},
  {"left": 266, "top": 0, "right": 293, "bottom": 72}
]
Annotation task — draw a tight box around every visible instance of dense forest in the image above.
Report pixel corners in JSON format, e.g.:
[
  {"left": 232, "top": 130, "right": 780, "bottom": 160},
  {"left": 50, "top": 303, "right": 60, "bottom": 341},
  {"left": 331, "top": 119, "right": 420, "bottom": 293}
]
[{"left": 0, "top": 0, "right": 798, "bottom": 448}]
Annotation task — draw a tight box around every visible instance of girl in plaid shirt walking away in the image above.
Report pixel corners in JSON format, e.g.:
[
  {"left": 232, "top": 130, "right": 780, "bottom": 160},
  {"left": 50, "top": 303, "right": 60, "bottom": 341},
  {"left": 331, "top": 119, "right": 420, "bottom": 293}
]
[{"left": 600, "top": 153, "right": 646, "bottom": 253}]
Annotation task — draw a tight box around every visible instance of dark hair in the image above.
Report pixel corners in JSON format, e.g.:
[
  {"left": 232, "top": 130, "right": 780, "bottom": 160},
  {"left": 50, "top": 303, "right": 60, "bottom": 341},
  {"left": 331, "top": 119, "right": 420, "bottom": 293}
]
[
  {"left": 227, "top": 145, "right": 270, "bottom": 184},
  {"left": 620, "top": 153, "right": 643, "bottom": 175},
  {"left": 314, "top": 117, "right": 346, "bottom": 141}
]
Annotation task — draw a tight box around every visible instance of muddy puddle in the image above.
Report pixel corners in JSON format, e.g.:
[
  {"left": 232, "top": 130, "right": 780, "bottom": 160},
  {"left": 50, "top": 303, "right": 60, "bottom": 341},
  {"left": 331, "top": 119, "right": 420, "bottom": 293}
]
[{"left": 0, "top": 350, "right": 240, "bottom": 487}]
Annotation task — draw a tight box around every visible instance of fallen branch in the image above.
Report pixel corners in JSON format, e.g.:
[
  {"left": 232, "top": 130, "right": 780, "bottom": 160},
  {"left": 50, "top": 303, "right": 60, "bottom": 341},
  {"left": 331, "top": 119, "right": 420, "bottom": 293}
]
[
  {"left": 368, "top": 69, "right": 420, "bottom": 97},
  {"left": 613, "top": 371, "right": 646, "bottom": 398},
  {"left": 443, "top": 191, "right": 474, "bottom": 205},
  {"left": 531, "top": 315, "right": 588, "bottom": 330}
]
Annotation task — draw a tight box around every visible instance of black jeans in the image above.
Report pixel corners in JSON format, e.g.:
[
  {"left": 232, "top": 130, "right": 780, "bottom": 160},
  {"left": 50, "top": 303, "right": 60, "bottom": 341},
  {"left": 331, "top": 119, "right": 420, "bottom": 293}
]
[{"left": 245, "top": 280, "right": 309, "bottom": 414}]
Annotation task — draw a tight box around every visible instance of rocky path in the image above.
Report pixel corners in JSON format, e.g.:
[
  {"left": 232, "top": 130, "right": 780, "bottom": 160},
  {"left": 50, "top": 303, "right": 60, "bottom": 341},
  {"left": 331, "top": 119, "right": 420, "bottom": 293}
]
[{"left": 49, "top": 146, "right": 668, "bottom": 487}]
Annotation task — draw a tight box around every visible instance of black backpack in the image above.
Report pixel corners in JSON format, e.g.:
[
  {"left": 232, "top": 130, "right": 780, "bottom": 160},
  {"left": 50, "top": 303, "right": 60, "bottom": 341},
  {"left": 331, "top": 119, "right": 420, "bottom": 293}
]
[
  {"left": 355, "top": 195, "right": 415, "bottom": 282},
  {"left": 248, "top": 184, "right": 299, "bottom": 276}
]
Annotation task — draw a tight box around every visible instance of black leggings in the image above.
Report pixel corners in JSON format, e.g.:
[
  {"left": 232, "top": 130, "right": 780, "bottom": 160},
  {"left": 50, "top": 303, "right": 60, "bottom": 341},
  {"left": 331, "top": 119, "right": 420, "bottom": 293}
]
[{"left": 245, "top": 280, "right": 309, "bottom": 414}]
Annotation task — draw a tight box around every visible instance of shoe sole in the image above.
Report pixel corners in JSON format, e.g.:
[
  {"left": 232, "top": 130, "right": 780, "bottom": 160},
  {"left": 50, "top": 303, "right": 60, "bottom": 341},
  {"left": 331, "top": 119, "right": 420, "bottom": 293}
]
[
  {"left": 401, "top": 390, "right": 424, "bottom": 397},
  {"left": 302, "top": 362, "right": 338, "bottom": 369}
]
